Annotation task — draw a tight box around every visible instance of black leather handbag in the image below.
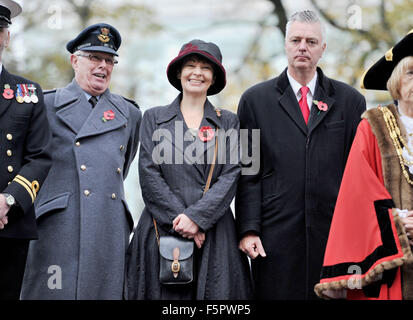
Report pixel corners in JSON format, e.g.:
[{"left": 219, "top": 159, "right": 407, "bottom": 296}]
[
  {"left": 158, "top": 235, "right": 194, "bottom": 284},
  {"left": 153, "top": 127, "right": 219, "bottom": 285}
]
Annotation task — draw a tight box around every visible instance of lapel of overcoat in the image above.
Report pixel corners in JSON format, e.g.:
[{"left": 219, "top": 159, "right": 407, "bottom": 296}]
[
  {"left": 276, "top": 68, "right": 308, "bottom": 135},
  {"left": 276, "top": 67, "right": 336, "bottom": 136},
  {"left": 76, "top": 88, "right": 128, "bottom": 140},
  {"left": 55, "top": 79, "right": 128, "bottom": 138},
  {"left": 192, "top": 99, "right": 222, "bottom": 180},
  {"left": 307, "top": 67, "right": 336, "bottom": 134},
  {"left": 0, "top": 68, "right": 18, "bottom": 118},
  {"left": 155, "top": 95, "right": 222, "bottom": 180}
]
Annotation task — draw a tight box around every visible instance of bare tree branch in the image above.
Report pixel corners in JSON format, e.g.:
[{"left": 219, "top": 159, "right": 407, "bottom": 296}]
[{"left": 267, "top": 0, "right": 288, "bottom": 37}]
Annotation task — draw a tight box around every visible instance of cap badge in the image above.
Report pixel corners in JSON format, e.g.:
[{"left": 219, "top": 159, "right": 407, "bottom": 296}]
[
  {"left": 385, "top": 48, "right": 393, "bottom": 62},
  {"left": 98, "top": 27, "right": 110, "bottom": 43}
]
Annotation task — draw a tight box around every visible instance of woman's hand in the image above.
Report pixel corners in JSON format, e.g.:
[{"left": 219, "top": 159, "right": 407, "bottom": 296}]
[
  {"left": 194, "top": 231, "right": 205, "bottom": 249},
  {"left": 173, "top": 213, "right": 199, "bottom": 239}
]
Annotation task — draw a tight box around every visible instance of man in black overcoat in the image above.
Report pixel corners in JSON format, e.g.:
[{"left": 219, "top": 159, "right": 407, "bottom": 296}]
[
  {"left": 235, "top": 10, "right": 366, "bottom": 299},
  {"left": 0, "top": 0, "right": 52, "bottom": 300}
]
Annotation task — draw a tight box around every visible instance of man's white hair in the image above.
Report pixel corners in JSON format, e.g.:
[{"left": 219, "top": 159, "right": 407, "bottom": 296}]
[{"left": 285, "top": 10, "right": 326, "bottom": 44}]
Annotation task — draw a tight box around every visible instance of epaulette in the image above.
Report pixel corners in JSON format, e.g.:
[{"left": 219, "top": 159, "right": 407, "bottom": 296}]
[
  {"left": 43, "top": 89, "right": 57, "bottom": 94},
  {"left": 122, "top": 96, "right": 140, "bottom": 109}
]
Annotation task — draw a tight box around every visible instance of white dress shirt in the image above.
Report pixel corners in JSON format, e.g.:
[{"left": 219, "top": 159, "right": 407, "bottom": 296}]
[{"left": 287, "top": 70, "right": 318, "bottom": 113}]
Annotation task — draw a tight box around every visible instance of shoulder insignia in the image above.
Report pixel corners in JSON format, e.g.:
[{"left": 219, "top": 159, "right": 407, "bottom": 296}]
[
  {"left": 43, "top": 89, "right": 57, "bottom": 94},
  {"left": 122, "top": 96, "right": 140, "bottom": 109}
]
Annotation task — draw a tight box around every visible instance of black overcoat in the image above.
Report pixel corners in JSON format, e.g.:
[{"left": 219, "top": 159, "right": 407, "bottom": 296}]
[
  {"left": 235, "top": 68, "right": 366, "bottom": 299},
  {"left": 125, "top": 95, "right": 252, "bottom": 300}
]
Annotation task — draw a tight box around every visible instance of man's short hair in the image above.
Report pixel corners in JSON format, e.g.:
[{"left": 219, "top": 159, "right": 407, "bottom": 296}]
[{"left": 285, "top": 10, "right": 326, "bottom": 43}]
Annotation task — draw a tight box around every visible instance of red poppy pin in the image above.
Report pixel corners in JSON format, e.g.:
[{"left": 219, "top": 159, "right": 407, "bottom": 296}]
[
  {"left": 198, "top": 126, "right": 214, "bottom": 142},
  {"left": 313, "top": 100, "right": 328, "bottom": 114},
  {"left": 2, "top": 84, "right": 14, "bottom": 100},
  {"left": 102, "top": 110, "right": 115, "bottom": 122}
]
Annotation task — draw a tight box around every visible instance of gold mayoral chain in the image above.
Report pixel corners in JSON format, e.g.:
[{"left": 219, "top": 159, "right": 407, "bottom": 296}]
[{"left": 380, "top": 106, "right": 413, "bottom": 185}]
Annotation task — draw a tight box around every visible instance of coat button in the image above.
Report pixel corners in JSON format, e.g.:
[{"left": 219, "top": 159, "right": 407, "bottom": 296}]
[
  {"left": 84, "top": 190, "right": 90, "bottom": 196},
  {"left": 75, "top": 141, "right": 80, "bottom": 147},
  {"left": 80, "top": 165, "right": 86, "bottom": 171},
  {"left": 6, "top": 134, "right": 12, "bottom": 141},
  {"left": 6, "top": 150, "right": 12, "bottom": 157},
  {"left": 116, "top": 168, "right": 121, "bottom": 174},
  {"left": 120, "top": 145, "right": 125, "bottom": 151},
  {"left": 111, "top": 193, "right": 117, "bottom": 199},
  {"left": 7, "top": 166, "right": 13, "bottom": 173}
]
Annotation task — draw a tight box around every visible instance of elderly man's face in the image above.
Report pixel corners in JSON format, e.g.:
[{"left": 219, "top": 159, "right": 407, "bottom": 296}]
[
  {"left": 399, "top": 64, "right": 413, "bottom": 105},
  {"left": 71, "top": 51, "right": 115, "bottom": 96}
]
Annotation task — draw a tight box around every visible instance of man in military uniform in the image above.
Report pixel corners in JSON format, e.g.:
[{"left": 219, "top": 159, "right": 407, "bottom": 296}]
[
  {"left": 21, "top": 23, "right": 142, "bottom": 299},
  {"left": 0, "top": 0, "right": 52, "bottom": 300}
]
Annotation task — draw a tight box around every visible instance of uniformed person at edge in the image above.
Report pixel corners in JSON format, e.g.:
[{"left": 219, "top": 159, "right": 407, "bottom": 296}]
[
  {"left": 0, "top": 0, "right": 52, "bottom": 300},
  {"left": 20, "top": 23, "right": 142, "bottom": 300}
]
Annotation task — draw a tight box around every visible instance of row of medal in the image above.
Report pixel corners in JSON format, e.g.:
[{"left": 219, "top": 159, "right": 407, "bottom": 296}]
[{"left": 2, "top": 84, "right": 39, "bottom": 103}]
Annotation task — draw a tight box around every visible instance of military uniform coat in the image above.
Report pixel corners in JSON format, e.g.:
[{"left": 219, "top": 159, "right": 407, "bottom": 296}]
[
  {"left": 0, "top": 67, "right": 52, "bottom": 239},
  {"left": 125, "top": 95, "right": 252, "bottom": 300},
  {"left": 21, "top": 79, "right": 141, "bottom": 300},
  {"left": 235, "top": 68, "right": 366, "bottom": 299}
]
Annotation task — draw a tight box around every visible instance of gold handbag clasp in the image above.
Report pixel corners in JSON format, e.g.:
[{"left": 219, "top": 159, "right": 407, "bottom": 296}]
[{"left": 172, "top": 247, "right": 180, "bottom": 278}]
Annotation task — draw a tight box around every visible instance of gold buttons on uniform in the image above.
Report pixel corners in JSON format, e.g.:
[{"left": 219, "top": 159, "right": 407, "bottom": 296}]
[
  {"left": 84, "top": 190, "right": 90, "bottom": 196},
  {"left": 116, "top": 168, "right": 121, "bottom": 174},
  {"left": 6, "top": 134, "right": 12, "bottom": 141},
  {"left": 75, "top": 141, "right": 80, "bottom": 147},
  {"left": 7, "top": 166, "right": 13, "bottom": 173},
  {"left": 111, "top": 193, "right": 117, "bottom": 199},
  {"left": 80, "top": 165, "right": 86, "bottom": 171},
  {"left": 6, "top": 150, "right": 12, "bottom": 157},
  {"left": 119, "top": 145, "right": 125, "bottom": 151}
]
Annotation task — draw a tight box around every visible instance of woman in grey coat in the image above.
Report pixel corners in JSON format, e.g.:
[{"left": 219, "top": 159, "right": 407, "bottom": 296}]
[{"left": 125, "top": 39, "right": 252, "bottom": 299}]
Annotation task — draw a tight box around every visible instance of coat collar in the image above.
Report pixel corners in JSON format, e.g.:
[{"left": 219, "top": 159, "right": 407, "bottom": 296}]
[
  {"left": 156, "top": 93, "right": 222, "bottom": 129},
  {"left": 55, "top": 79, "right": 128, "bottom": 137},
  {"left": 155, "top": 94, "right": 221, "bottom": 180},
  {"left": 276, "top": 67, "right": 336, "bottom": 135}
]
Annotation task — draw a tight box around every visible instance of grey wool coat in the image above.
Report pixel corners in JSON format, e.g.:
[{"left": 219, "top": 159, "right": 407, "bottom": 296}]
[
  {"left": 125, "top": 95, "right": 252, "bottom": 300},
  {"left": 21, "top": 79, "right": 142, "bottom": 300}
]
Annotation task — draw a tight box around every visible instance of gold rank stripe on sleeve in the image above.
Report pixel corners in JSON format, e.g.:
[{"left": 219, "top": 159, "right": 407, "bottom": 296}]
[{"left": 13, "top": 175, "right": 40, "bottom": 203}]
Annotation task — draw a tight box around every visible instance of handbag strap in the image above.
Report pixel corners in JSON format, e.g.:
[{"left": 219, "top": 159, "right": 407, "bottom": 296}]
[{"left": 153, "top": 127, "right": 219, "bottom": 247}]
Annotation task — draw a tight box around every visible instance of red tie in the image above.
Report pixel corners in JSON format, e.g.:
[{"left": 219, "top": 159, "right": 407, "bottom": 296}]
[{"left": 299, "top": 86, "right": 310, "bottom": 124}]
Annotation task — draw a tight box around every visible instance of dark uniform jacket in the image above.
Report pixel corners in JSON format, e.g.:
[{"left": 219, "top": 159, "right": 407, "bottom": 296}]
[
  {"left": 236, "top": 67, "right": 366, "bottom": 299},
  {"left": 0, "top": 67, "right": 52, "bottom": 239}
]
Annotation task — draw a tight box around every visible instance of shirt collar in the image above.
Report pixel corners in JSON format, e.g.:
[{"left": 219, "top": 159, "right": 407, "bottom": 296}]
[
  {"left": 83, "top": 91, "right": 100, "bottom": 101},
  {"left": 287, "top": 69, "right": 318, "bottom": 99}
]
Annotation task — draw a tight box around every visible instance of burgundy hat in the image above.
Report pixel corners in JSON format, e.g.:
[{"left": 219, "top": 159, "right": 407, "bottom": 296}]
[
  {"left": 167, "top": 39, "right": 226, "bottom": 95},
  {"left": 361, "top": 29, "right": 413, "bottom": 90}
]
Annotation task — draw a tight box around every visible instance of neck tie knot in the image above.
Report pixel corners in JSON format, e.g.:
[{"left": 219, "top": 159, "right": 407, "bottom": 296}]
[
  {"left": 300, "top": 86, "right": 309, "bottom": 97},
  {"left": 89, "top": 96, "right": 98, "bottom": 108}
]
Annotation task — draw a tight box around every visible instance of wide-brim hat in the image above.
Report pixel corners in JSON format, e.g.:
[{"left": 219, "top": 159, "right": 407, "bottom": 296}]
[
  {"left": 361, "top": 29, "right": 413, "bottom": 90},
  {"left": 167, "top": 39, "right": 226, "bottom": 96},
  {"left": 0, "top": 0, "right": 22, "bottom": 26},
  {"left": 66, "top": 23, "right": 121, "bottom": 56}
]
